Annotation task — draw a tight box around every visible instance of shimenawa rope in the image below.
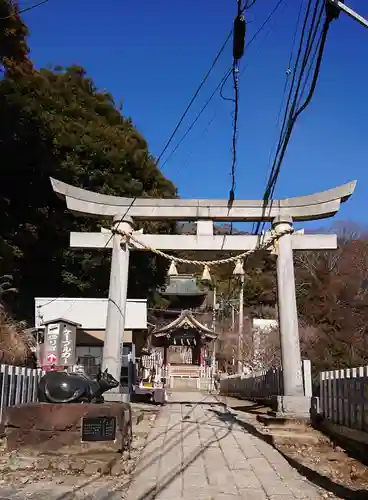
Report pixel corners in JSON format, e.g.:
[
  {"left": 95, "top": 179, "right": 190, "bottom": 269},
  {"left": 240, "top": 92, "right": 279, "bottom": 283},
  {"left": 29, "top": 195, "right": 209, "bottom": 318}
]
[{"left": 110, "top": 226, "right": 293, "bottom": 269}]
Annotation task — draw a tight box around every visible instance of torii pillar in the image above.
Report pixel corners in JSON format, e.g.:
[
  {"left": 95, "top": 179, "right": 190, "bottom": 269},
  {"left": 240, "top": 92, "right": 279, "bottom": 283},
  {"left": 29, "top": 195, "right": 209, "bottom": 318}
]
[
  {"left": 50, "top": 177, "right": 356, "bottom": 415},
  {"left": 102, "top": 215, "right": 133, "bottom": 389},
  {"left": 273, "top": 215, "right": 304, "bottom": 401}
]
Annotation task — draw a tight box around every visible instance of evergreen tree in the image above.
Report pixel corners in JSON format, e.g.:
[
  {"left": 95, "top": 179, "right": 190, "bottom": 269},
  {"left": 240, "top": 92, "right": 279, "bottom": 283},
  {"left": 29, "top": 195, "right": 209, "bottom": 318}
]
[{"left": 0, "top": 8, "right": 177, "bottom": 320}]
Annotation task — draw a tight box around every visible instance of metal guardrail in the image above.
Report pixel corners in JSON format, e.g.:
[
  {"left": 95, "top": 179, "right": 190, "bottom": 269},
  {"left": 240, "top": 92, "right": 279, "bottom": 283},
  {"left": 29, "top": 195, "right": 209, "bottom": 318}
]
[{"left": 0, "top": 364, "right": 44, "bottom": 422}]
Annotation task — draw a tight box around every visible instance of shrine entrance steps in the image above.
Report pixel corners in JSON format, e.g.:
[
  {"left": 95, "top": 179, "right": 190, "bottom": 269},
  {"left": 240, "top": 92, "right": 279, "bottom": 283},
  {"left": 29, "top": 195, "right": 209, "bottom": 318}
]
[
  {"left": 167, "top": 365, "right": 214, "bottom": 392},
  {"left": 170, "top": 377, "right": 198, "bottom": 391}
]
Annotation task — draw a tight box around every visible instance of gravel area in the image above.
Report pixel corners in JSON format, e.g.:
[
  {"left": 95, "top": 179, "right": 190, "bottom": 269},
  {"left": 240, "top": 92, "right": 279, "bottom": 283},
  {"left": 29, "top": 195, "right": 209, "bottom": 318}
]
[{"left": 0, "top": 403, "right": 159, "bottom": 499}]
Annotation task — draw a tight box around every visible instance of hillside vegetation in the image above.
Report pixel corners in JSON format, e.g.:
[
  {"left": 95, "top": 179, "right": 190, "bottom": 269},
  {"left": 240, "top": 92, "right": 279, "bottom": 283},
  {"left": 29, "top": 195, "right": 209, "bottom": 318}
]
[
  {"left": 0, "top": 1, "right": 365, "bottom": 375},
  {"left": 0, "top": 0, "right": 176, "bottom": 322}
]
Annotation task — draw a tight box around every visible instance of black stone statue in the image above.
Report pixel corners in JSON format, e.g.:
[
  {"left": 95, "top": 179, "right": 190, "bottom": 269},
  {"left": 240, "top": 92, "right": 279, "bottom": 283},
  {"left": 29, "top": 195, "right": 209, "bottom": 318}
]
[{"left": 37, "top": 368, "right": 119, "bottom": 404}]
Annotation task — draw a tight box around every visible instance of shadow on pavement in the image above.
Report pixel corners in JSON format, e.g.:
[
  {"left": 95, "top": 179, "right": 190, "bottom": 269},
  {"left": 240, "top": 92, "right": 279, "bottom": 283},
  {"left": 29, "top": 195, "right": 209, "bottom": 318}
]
[
  {"left": 228, "top": 401, "right": 271, "bottom": 416},
  {"left": 135, "top": 400, "right": 233, "bottom": 500},
  {"left": 215, "top": 406, "right": 368, "bottom": 500}
]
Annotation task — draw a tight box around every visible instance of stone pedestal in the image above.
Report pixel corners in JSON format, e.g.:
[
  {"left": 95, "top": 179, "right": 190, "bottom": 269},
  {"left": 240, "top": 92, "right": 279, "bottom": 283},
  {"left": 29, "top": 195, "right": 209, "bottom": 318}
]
[
  {"left": 4, "top": 403, "right": 132, "bottom": 455},
  {"left": 103, "top": 391, "right": 130, "bottom": 403},
  {"left": 271, "top": 395, "right": 313, "bottom": 420}
]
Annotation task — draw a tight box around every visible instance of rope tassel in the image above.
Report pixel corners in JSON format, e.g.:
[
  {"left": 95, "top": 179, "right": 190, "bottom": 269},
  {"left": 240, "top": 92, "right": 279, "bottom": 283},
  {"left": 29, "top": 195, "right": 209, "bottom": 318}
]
[
  {"left": 201, "top": 265, "right": 212, "bottom": 282},
  {"left": 233, "top": 259, "right": 245, "bottom": 276},
  {"left": 167, "top": 261, "right": 178, "bottom": 276}
]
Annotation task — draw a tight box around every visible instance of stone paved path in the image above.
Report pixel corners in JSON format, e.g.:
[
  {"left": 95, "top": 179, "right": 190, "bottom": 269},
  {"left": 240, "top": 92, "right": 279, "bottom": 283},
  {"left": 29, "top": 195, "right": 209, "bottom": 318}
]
[{"left": 128, "top": 392, "right": 325, "bottom": 500}]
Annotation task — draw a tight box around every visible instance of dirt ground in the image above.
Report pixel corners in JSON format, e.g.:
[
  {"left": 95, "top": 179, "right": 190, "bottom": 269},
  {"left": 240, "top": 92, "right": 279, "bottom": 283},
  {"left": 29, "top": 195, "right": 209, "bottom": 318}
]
[
  {"left": 0, "top": 403, "right": 159, "bottom": 499},
  {"left": 223, "top": 397, "right": 368, "bottom": 500},
  {"left": 0, "top": 398, "right": 367, "bottom": 499}
]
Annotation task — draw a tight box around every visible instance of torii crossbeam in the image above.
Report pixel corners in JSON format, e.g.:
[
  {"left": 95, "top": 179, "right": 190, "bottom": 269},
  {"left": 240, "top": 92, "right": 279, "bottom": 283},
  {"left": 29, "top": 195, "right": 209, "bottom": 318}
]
[{"left": 50, "top": 177, "right": 356, "bottom": 415}]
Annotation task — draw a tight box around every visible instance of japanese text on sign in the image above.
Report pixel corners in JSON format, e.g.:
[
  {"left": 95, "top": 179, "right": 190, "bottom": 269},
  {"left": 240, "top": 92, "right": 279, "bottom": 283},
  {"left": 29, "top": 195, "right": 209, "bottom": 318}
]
[
  {"left": 47, "top": 323, "right": 60, "bottom": 353},
  {"left": 43, "top": 322, "right": 76, "bottom": 367},
  {"left": 61, "top": 325, "right": 74, "bottom": 365}
]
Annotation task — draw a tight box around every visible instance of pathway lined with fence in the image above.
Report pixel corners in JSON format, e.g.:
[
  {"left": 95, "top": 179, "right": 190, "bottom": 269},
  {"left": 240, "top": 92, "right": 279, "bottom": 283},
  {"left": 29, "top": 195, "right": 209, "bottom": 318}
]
[
  {"left": 127, "top": 392, "right": 325, "bottom": 499},
  {"left": 320, "top": 365, "right": 368, "bottom": 432},
  {"left": 220, "top": 360, "right": 312, "bottom": 403}
]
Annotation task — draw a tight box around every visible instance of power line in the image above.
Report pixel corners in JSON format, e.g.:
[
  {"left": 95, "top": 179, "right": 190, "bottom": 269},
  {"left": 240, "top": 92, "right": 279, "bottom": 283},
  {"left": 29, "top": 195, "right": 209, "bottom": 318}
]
[
  {"left": 254, "top": 0, "right": 336, "bottom": 236},
  {"left": 37, "top": 11, "right": 229, "bottom": 317},
  {"left": 160, "top": 0, "right": 287, "bottom": 170},
  {"left": 253, "top": 0, "right": 317, "bottom": 236},
  {"left": 0, "top": 0, "right": 49, "bottom": 20},
  {"left": 179, "top": 114, "right": 216, "bottom": 170},
  {"left": 269, "top": 0, "right": 318, "bottom": 181},
  {"left": 160, "top": 69, "right": 232, "bottom": 170},
  {"left": 265, "top": 0, "right": 325, "bottom": 195},
  {"left": 263, "top": 0, "right": 304, "bottom": 183},
  {"left": 228, "top": 0, "right": 246, "bottom": 208},
  {"left": 156, "top": 30, "right": 233, "bottom": 166},
  {"left": 254, "top": 0, "right": 324, "bottom": 235},
  {"left": 253, "top": 0, "right": 303, "bottom": 234}
]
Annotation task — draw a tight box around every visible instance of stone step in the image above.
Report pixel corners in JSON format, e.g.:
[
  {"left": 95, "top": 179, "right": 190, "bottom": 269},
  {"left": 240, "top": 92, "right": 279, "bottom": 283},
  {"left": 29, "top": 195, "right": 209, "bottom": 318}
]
[
  {"left": 257, "top": 414, "right": 311, "bottom": 431},
  {"left": 270, "top": 431, "right": 323, "bottom": 445}
]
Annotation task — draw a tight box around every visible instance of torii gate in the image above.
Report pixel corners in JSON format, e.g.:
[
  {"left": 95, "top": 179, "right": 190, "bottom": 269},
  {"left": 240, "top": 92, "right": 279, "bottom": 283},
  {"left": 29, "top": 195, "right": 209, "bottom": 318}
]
[{"left": 50, "top": 177, "right": 356, "bottom": 415}]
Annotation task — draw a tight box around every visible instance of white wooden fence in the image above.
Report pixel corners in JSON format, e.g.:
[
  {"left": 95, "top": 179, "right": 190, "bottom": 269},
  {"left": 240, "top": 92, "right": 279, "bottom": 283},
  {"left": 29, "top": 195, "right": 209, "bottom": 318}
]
[
  {"left": 0, "top": 365, "right": 44, "bottom": 423},
  {"left": 220, "top": 360, "right": 312, "bottom": 400},
  {"left": 319, "top": 365, "right": 368, "bottom": 432}
]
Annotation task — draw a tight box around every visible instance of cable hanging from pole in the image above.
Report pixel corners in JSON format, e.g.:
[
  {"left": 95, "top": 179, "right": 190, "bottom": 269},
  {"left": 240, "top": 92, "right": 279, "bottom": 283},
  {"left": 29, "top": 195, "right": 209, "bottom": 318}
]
[
  {"left": 266, "top": 1, "right": 332, "bottom": 199},
  {"left": 254, "top": 0, "right": 336, "bottom": 237},
  {"left": 228, "top": 0, "right": 246, "bottom": 209},
  {"left": 156, "top": 30, "right": 233, "bottom": 167},
  {"left": 161, "top": 0, "right": 286, "bottom": 171}
]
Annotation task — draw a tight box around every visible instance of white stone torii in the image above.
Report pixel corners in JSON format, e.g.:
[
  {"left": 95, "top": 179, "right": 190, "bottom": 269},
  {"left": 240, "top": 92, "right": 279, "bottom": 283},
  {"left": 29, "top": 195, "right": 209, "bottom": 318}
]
[{"left": 50, "top": 177, "right": 356, "bottom": 414}]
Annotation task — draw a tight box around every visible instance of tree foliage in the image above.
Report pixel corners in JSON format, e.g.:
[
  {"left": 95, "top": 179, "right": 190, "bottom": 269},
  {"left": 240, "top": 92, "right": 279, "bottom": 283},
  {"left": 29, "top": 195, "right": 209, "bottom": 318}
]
[
  {"left": 0, "top": 10, "right": 177, "bottom": 321},
  {"left": 212, "top": 223, "right": 368, "bottom": 374},
  {"left": 296, "top": 226, "right": 368, "bottom": 371},
  {"left": 0, "top": 0, "right": 32, "bottom": 73}
]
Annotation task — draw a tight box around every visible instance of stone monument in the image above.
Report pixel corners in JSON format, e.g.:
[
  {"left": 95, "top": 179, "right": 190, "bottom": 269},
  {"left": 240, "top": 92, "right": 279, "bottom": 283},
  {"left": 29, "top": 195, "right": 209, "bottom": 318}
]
[{"left": 4, "top": 368, "right": 132, "bottom": 474}]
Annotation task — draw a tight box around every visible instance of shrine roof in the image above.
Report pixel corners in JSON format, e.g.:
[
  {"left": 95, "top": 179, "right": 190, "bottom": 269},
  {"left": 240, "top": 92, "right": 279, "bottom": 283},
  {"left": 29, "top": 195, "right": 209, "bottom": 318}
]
[{"left": 152, "top": 310, "right": 217, "bottom": 339}]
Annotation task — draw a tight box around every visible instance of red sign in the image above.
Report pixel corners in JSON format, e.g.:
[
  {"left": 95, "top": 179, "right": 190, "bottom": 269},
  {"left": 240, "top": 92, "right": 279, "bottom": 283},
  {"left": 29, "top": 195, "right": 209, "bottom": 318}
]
[{"left": 47, "top": 353, "right": 57, "bottom": 364}]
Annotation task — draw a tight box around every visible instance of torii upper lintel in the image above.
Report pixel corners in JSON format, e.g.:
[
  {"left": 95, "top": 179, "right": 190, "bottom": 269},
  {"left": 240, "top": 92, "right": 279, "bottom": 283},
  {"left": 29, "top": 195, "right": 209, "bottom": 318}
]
[{"left": 50, "top": 177, "right": 356, "bottom": 222}]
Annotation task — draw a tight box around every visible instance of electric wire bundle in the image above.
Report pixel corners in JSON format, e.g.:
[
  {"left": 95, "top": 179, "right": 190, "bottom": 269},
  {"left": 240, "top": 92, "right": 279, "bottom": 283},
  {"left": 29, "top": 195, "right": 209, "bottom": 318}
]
[{"left": 254, "top": 0, "right": 340, "bottom": 236}]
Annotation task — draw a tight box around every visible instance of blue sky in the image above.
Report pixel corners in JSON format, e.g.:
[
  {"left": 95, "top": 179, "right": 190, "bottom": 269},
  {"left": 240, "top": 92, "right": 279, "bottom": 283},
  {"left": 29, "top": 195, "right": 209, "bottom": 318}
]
[{"left": 24, "top": 0, "right": 368, "bottom": 229}]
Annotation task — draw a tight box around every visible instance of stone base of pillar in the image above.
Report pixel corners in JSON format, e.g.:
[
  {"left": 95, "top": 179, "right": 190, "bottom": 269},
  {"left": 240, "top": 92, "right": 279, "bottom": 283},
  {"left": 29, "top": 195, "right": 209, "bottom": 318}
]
[{"left": 271, "top": 395, "right": 316, "bottom": 420}]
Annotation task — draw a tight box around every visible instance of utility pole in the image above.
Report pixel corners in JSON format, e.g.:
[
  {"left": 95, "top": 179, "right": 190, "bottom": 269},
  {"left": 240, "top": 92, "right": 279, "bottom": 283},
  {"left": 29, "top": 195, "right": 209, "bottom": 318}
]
[
  {"left": 237, "top": 274, "right": 244, "bottom": 374},
  {"left": 212, "top": 285, "right": 217, "bottom": 330},
  {"left": 211, "top": 285, "right": 217, "bottom": 373},
  {"left": 327, "top": 0, "right": 368, "bottom": 29},
  {"left": 233, "top": 260, "right": 245, "bottom": 374}
]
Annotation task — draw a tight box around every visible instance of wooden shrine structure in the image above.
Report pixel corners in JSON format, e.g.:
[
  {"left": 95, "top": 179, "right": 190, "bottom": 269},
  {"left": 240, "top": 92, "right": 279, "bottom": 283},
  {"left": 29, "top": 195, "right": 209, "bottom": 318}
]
[{"left": 149, "top": 275, "right": 217, "bottom": 390}]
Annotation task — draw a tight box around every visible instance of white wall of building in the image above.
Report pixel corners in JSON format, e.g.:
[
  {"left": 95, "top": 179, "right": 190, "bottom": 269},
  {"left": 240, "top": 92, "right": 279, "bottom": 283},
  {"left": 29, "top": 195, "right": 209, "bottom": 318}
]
[
  {"left": 34, "top": 297, "right": 147, "bottom": 330},
  {"left": 252, "top": 318, "right": 278, "bottom": 331},
  {"left": 251, "top": 318, "right": 279, "bottom": 372}
]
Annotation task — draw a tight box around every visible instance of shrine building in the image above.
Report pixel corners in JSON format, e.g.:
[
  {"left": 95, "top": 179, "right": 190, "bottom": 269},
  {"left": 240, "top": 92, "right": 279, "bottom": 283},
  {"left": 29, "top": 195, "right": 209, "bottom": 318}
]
[{"left": 147, "top": 274, "right": 218, "bottom": 391}]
